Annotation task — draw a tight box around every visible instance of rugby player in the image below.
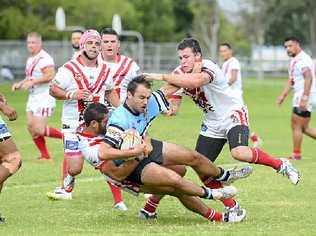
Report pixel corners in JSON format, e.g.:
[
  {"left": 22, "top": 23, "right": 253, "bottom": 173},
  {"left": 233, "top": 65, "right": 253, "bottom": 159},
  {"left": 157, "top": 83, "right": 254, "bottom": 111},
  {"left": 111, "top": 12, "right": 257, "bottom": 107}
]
[
  {"left": 46, "top": 30, "right": 121, "bottom": 209},
  {"left": 277, "top": 36, "right": 316, "bottom": 160},
  {"left": 0, "top": 93, "right": 22, "bottom": 223},
  {"left": 75, "top": 101, "right": 246, "bottom": 223},
  {"left": 12, "top": 32, "right": 62, "bottom": 160}
]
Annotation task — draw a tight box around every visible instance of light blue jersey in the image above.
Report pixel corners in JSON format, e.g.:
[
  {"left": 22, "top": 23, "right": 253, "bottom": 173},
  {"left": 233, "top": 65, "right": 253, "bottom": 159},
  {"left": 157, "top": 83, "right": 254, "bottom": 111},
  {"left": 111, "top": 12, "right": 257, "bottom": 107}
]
[{"left": 104, "top": 90, "right": 169, "bottom": 149}]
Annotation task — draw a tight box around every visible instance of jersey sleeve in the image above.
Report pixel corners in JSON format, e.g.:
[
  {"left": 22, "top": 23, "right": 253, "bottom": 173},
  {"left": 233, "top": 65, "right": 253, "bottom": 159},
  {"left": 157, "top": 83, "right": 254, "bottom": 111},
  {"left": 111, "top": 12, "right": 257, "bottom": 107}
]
[
  {"left": 297, "top": 59, "right": 313, "bottom": 74},
  {"left": 201, "top": 60, "right": 216, "bottom": 83},
  {"left": 148, "top": 90, "right": 169, "bottom": 117},
  {"left": 230, "top": 59, "right": 241, "bottom": 71},
  {"left": 38, "top": 55, "right": 55, "bottom": 70},
  {"left": 51, "top": 66, "right": 74, "bottom": 90},
  {"left": 103, "top": 111, "right": 127, "bottom": 148}
]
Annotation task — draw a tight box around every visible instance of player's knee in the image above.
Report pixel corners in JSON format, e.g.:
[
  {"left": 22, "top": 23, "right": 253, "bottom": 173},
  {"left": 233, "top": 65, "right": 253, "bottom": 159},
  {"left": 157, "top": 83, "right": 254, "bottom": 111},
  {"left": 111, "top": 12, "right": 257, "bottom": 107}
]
[
  {"left": 231, "top": 146, "right": 248, "bottom": 161},
  {"left": 68, "top": 162, "right": 83, "bottom": 176},
  {"left": 2, "top": 151, "right": 22, "bottom": 175},
  {"left": 168, "top": 172, "right": 183, "bottom": 189},
  {"left": 186, "top": 151, "right": 202, "bottom": 166}
]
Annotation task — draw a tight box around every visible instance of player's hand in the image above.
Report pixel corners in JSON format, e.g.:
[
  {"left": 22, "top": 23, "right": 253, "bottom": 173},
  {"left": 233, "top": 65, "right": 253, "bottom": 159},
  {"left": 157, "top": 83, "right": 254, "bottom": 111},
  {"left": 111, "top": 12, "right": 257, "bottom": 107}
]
[
  {"left": 143, "top": 73, "right": 164, "bottom": 81},
  {"left": 133, "top": 143, "right": 146, "bottom": 160},
  {"left": 143, "top": 140, "right": 153, "bottom": 157},
  {"left": 276, "top": 95, "right": 285, "bottom": 106},
  {"left": 0, "top": 94, "right": 7, "bottom": 105},
  {"left": 1, "top": 104, "right": 17, "bottom": 121},
  {"left": 21, "top": 79, "right": 34, "bottom": 90},
  {"left": 192, "top": 61, "right": 202, "bottom": 73},
  {"left": 11, "top": 82, "right": 23, "bottom": 91},
  {"left": 73, "top": 89, "right": 92, "bottom": 100},
  {"left": 299, "top": 99, "right": 308, "bottom": 111}
]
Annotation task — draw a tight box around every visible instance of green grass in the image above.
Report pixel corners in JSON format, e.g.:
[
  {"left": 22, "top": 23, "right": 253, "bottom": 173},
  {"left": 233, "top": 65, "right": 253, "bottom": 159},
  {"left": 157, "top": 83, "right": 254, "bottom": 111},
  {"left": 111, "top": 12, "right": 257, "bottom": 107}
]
[{"left": 0, "top": 78, "right": 316, "bottom": 235}]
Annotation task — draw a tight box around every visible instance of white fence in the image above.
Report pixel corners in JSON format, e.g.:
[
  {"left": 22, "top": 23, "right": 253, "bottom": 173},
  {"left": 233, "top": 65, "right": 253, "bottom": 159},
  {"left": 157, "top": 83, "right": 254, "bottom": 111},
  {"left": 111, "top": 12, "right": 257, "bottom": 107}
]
[{"left": 0, "top": 40, "right": 289, "bottom": 80}]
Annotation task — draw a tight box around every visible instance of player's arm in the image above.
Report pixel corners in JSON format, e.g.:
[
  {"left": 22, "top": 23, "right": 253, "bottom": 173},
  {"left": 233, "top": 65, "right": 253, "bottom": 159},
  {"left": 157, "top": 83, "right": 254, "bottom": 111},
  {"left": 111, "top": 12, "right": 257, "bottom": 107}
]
[
  {"left": 166, "top": 97, "right": 182, "bottom": 116},
  {"left": 0, "top": 97, "right": 17, "bottom": 121},
  {"left": 276, "top": 79, "right": 292, "bottom": 106},
  {"left": 299, "top": 67, "right": 313, "bottom": 110},
  {"left": 228, "top": 69, "right": 238, "bottom": 86},
  {"left": 49, "top": 83, "right": 91, "bottom": 101},
  {"left": 98, "top": 142, "right": 145, "bottom": 161},
  {"left": 100, "top": 159, "right": 140, "bottom": 181},
  {"left": 145, "top": 71, "right": 212, "bottom": 89},
  {"left": 105, "top": 89, "right": 120, "bottom": 107},
  {"left": 20, "top": 66, "right": 55, "bottom": 90}
]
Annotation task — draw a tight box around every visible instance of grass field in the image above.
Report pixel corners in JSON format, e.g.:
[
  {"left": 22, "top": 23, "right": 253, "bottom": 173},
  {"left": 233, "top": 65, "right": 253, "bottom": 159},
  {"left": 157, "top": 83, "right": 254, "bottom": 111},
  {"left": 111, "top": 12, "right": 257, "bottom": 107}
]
[{"left": 0, "top": 78, "right": 315, "bottom": 236}]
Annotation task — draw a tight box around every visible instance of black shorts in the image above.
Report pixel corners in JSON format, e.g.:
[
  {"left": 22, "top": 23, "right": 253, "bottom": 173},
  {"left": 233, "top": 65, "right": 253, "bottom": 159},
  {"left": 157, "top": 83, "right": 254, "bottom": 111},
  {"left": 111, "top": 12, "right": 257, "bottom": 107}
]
[
  {"left": 126, "top": 139, "right": 163, "bottom": 185},
  {"left": 293, "top": 107, "right": 311, "bottom": 118},
  {"left": 195, "top": 125, "right": 249, "bottom": 162}
]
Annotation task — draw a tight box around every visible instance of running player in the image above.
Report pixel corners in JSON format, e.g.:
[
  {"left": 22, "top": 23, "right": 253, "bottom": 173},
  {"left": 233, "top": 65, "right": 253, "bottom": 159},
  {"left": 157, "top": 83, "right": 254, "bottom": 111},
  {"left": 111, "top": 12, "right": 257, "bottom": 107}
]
[
  {"left": 144, "top": 38, "right": 300, "bottom": 214},
  {"left": 0, "top": 93, "right": 22, "bottom": 223},
  {"left": 46, "top": 30, "right": 121, "bottom": 208},
  {"left": 277, "top": 36, "right": 316, "bottom": 160},
  {"left": 219, "top": 42, "right": 262, "bottom": 147},
  {"left": 12, "top": 32, "right": 62, "bottom": 160}
]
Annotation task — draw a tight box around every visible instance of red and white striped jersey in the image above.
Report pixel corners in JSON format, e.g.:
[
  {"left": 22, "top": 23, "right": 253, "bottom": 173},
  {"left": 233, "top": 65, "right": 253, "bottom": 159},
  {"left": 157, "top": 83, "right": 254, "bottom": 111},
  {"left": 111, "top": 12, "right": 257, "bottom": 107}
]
[
  {"left": 100, "top": 54, "right": 140, "bottom": 103},
  {"left": 170, "top": 59, "right": 244, "bottom": 126},
  {"left": 25, "top": 49, "right": 55, "bottom": 95},
  {"left": 52, "top": 55, "right": 114, "bottom": 130}
]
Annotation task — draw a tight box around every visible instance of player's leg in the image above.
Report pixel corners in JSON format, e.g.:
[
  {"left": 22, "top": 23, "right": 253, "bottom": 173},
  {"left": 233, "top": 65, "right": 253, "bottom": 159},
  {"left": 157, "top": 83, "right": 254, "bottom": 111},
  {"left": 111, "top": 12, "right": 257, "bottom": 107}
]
[
  {"left": 290, "top": 110, "right": 306, "bottom": 160},
  {"left": 27, "top": 112, "right": 52, "bottom": 160},
  {"left": 140, "top": 163, "right": 237, "bottom": 200},
  {"left": 0, "top": 137, "right": 22, "bottom": 223},
  {"left": 161, "top": 141, "right": 250, "bottom": 184},
  {"left": 228, "top": 125, "right": 300, "bottom": 184},
  {"left": 139, "top": 165, "right": 186, "bottom": 218},
  {"left": 195, "top": 134, "right": 240, "bottom": 210},
  {"left": 140, "top": 185, "right": 245, "bottom": 223}
]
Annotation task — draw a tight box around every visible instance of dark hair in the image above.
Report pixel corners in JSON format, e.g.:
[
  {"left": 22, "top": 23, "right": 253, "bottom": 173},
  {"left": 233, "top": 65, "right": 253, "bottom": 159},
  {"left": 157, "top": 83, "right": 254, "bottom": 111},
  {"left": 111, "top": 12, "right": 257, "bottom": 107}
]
[
  {"left": 83, "top": 103, "right": 109, "bottom": 126},
  {"left": 100, "top": 27, "right": 119, "bottom": 37},
  {"left": 72, "top": 29, "right": 84, "bottom": 35},
  {"left": 127, "top": 75, "right": 151, "bottom": 95},
  {"left": 177, "top": 38, "right": 202, "bottom": 55},
  {"left": 220, "top": 42, "right": 232, "bottom": 49},
  {"left": 284, "top": 36, "right": 300, "bottom": 44}
]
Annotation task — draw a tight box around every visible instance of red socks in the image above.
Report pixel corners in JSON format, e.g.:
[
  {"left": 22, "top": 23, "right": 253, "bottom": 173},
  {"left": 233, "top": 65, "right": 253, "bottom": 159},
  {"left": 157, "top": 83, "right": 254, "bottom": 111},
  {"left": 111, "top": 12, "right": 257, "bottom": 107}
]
[
  {"left": 33, "top": 136, "right": 50, "bottom": 159},
  {"left": 292, "top": 149, "right": 301, "bottom": 158},
  {"left": 44, "top": 127, "right": 63, "bottom": 139},
  {"left": 203, "top": 208, "right": 223, "bottom": 222},
  {"left": 251, "top": 148, "right": 282, "bottom": 170},
  {"left": 143, "top": 196, "right": 161, "bottom": 213},
  {"left": 205, "top": 180, "right": 236, "bottom": 208},
  {"left": 107, "top": 181, "right": 123, "bottom": 204}
]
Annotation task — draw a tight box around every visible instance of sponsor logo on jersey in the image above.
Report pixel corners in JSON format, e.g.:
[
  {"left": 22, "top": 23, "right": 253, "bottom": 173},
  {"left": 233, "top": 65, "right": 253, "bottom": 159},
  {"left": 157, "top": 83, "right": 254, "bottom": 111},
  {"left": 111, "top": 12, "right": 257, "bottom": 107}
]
[
  {"left": 201, "top": 123, "right": 208, "bottom": 132},
  {"left": 65, "top": 140, "right": 79, "bottom": 150}
]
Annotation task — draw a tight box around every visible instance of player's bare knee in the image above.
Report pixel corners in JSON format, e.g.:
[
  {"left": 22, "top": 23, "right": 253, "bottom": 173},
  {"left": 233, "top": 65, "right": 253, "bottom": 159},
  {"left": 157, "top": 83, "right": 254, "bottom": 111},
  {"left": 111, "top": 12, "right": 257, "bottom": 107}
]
[
  {"left": 2, "top": 151, "right": 22, "bottom": 175},
  {"left": 168, "top": 172, "right": 183, "bottom": 189},
  {"left": 186, "top": 151, "right": 202, "bottom": 166},
  {"left": 231, "top": 146, "right": 247, "bottom": 160}
]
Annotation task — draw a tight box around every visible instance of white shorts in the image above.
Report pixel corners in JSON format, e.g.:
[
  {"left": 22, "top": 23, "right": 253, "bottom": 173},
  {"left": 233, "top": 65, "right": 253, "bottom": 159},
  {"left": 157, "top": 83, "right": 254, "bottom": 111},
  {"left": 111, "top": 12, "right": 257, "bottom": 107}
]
[
  {"left": 26, "top": 93, "right": 56, "bottom": 117},
  {"left": 293, "top": 92, "right": 316, "bottom": 112},
  {"left": 200, "top": 106, "right": 249, "bottom": 139},
  {"left": 63, "top": 132, "right": 81, "bottom": 157},
  {"left": 0, "top": 116, "right": 11, "bottom": 139},
  {"left": 79, "top": 142, "right": 103, "bottom": 169}
]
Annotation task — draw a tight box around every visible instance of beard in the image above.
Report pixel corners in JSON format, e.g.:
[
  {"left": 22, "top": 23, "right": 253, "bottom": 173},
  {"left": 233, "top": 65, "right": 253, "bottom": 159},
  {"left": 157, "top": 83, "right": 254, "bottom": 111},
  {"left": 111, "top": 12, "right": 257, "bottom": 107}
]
[
  {"left": 72, "top": 44, "right": 80, "bottom": 50},
  {"left": 83, "top": 51, "right": 97, "bottom": 60}
]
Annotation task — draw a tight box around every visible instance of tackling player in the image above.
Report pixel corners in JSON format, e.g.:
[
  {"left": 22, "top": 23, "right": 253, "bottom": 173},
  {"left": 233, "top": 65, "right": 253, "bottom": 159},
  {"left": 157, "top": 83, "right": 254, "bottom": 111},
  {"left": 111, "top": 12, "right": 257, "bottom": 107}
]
[
  {"left": 145, "top": 38, "right": 300, "bottom": 214},
  {"left": 12, "top": 32, "right": 62, "bottom": 160},
  {"left": 0, "top": 93, "right": 22, "bottom": 223},
  {"left": 277, "top": 36, "right": 316, "bottom": 160}
]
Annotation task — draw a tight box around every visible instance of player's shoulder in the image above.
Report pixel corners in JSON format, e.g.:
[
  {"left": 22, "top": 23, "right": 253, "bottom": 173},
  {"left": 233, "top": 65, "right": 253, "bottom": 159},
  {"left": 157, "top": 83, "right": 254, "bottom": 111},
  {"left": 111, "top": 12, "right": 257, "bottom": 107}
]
[
  {"left": 40, "top": 49, "right": 54, "bottom": 60},
  {"left": 108, "top": 105, "right": 130, "bottom": 129}
]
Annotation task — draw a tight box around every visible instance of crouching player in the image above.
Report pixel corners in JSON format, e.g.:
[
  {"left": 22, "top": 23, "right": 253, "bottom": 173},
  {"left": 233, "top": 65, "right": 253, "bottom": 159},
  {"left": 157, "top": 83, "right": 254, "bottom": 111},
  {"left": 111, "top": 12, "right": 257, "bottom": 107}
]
[
  {"left": 0, "top": 93, "right": 22, "bottom": 223},
  {"left": 73, "top": 102, "right": 246, "bottom": 223}
]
